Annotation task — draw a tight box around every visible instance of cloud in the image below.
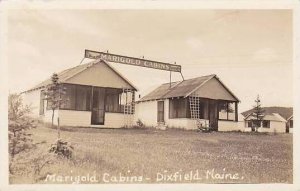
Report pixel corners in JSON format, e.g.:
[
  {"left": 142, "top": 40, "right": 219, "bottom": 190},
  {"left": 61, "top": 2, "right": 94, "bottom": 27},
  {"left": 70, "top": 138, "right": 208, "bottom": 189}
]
[
  {"left": 251, "top": 48, "right": 279, "bottom": 63},
  {"left": 186, "top": 37, "right": 205, "bottom": 51},
  {"left": 34, "top": 10, "right": 109, "bottom": 38}
]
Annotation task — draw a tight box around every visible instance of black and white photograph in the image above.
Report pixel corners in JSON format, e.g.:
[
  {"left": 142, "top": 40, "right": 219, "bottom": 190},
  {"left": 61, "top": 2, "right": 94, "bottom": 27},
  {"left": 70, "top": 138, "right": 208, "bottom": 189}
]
[{"left": 0, "top": 0, "right": 299, "bottom": 190}]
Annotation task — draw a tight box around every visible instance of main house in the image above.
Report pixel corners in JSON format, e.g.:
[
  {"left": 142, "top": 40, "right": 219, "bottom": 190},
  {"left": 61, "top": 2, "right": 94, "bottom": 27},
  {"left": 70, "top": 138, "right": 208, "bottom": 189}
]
[
  {"left": 135, "top": 74, "right": 241, "bottom": 131},
  {"left": 242, "top": 107, "right": 293, "bottom": 133},
  {"left": 22, "top": 59, "right": 137, "bottom": 128}
]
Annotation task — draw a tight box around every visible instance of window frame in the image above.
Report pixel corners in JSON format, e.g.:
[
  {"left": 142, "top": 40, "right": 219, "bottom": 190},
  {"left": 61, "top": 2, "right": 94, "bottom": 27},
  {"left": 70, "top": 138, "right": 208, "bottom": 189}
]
[
  {"left": 218, "top": 101, "right": 235, "bottom": 121},
  {"left": 262, "top": 120, "right": 270, "bottom": 128},
  {"left": 46, "top": 83, "right": 133, "bottom": 113},
  {"left": 75, "top": 85, "right": 92, "bottom": 111},
  {"left": 48, "top": 83, "right": 92, "bottom": 112},
  {"left": 105, "top": 88, "right": 123, "bottom": 113},
  {"left": 247, "top": 121, "right": 252, "bottom": 128},
  {"left": 157, "top": 101, "right": 165, "bottom": 122},
  {"left": 169, "top": 97, "right": 190, "bottom": 119}
]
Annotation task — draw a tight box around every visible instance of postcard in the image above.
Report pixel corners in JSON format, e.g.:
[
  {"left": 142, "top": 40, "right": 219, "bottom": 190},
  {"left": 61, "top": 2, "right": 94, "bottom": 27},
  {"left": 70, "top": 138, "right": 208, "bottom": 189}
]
[{"left": 0, "top": 1, "right": 299, "bottom": 191}]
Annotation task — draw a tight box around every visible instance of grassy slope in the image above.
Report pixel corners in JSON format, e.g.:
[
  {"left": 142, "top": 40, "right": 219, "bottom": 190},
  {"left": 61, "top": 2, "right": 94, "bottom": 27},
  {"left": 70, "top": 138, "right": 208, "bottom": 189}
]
[{"left": 10, "top": 125, "right": 293, "bottom": 184}]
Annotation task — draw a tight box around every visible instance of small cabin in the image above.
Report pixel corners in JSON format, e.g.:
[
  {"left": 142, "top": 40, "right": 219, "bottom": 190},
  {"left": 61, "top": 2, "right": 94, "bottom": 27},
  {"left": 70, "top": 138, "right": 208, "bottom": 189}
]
[
  {"left": 22, "top": 59, "right": 137, "bottom": 128},
  {"left": 244, "top": 113, "right": 287, "bottom": 133},
  {"left": 135, "top": 74, "right": 240, "bottom": 131},
  {"left": 242, "top": 107, "right": 293, "bottom": 133}
]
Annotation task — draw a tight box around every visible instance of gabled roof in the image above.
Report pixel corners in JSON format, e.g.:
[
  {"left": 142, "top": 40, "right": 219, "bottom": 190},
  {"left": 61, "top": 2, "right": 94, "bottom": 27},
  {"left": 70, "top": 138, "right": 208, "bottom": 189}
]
[
  {"left": 244, "top": 113, "right": 287, "bottom": 122},
  {"left": 242, "top": 107, "right": 293, "bottom": 120},
  {"left": 23, "top": 59, "right": 137, "bottom": 93},
  {"left": 139, "top": 74, "right": 239, "bottom": 102}
]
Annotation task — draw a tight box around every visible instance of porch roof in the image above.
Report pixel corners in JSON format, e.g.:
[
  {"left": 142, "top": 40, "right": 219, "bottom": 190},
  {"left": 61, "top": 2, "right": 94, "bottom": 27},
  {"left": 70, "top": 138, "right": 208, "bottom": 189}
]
[{"left": 139, "top": 74, "right": 239, "bottom": 102}]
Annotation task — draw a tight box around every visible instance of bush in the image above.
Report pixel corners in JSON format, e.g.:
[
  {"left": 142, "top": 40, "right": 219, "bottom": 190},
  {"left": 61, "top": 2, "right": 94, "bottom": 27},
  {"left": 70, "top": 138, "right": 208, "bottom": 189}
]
[
  {"left": 8, "top": 94, "right": 37, "bottom": 174},
  {"left": 49, "top": 139, "right": 74, "bottom": 159},
  {"left": 135, "top": 119, "right": 145, "bottom": 128}
]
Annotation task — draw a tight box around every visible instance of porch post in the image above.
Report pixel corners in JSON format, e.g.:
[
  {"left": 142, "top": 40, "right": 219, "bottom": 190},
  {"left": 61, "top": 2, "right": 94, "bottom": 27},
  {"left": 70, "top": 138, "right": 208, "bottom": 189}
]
[{"left": 235, "top": 102, "right": 238, "bottom": 122}]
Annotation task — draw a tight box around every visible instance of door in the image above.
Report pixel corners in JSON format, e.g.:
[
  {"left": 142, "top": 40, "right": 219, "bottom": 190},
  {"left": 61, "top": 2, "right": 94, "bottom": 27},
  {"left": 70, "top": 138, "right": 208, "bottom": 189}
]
[
  {"left": 91, "top": 87, "right": 106, "bottom": 125},
  {"left": 208, "top": 100, "right": 218, "bottom": 131},
  {"left": 157, "top": 101, "right": 164, "bottom": 123}
]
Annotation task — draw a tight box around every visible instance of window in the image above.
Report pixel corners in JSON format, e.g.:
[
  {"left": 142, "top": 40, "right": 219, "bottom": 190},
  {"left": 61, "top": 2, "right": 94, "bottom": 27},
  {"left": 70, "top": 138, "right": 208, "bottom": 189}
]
[
  {"left": 252, "top": 120, "right": 261, "bottom": 127},
  {"left": 218, "top": 102, "right": 227, "bottom": 120},
  {"left": 218, "top": 101, "right": 235, "bottom": 120},
  {"left": 247, "top": 120, "right": 262, "bottom": 128},
  {"left": 198, "top": 100, "right": 206, "bottom": 119},
  {"left": 60, "top": 84, "right": 76, "bottom": 110},
  {"left": 105, "top": 89, "right": 122, "bottom": 113},
  {"left": 262, "top": 120, "right": 270, "bottom": 128},
  {"left": 248, "top": 121, "right": 252, "bottom": 127},
  {"left": 169, "top": 98, "right": 189, "bottom": 118},
  {"left": 290, "top": 120, "right": 293, "bottom": 128},
  {"left": 157, "top": 101, "right": 164, "bottom": 122},
  {"left": 76, "top": 86, "right": 92, "bottom": 111},
  {"left": 59, "top": 84, "right": 92, "bottom": 111}
]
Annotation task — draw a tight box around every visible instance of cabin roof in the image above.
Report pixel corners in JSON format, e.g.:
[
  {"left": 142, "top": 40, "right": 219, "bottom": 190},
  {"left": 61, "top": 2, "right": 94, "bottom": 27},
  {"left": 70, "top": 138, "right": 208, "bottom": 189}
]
[
  {"left": 139, "top": 74, "right": 239, "bottom": 102},
  {"left": 244, "top": 113, "right": 287, "bottom": 122},
  {"left": 23, "top": 59, "right": 137, "bottom": 93},
  {"left": 242, "top": 107, "right": 293, "bottom": 120}
]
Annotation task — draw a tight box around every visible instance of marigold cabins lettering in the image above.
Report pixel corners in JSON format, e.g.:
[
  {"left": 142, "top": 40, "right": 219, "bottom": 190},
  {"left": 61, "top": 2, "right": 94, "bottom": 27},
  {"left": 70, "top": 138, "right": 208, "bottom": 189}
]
[{"left": 85, "top": 49, "right": 181, "bottom": 72}]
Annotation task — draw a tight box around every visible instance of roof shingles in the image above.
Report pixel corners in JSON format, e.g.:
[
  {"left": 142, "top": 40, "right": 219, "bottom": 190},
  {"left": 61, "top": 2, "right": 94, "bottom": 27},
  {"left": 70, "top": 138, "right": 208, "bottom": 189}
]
[{"left": 139, "top": 74, "right": 239, "bottom": 102}]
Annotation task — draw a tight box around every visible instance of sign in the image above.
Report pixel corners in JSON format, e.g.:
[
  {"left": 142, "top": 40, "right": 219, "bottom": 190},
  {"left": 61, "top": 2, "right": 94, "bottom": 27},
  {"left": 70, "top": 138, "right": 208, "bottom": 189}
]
[{"left": 85, "top": 49, "right": 181, "bottom": 72}]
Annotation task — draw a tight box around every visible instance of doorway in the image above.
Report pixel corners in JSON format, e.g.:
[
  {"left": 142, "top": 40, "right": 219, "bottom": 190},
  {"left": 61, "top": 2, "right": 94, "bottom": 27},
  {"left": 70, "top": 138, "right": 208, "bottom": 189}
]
[{"left": 91, "top": 87, "right": 106, "bottom": 125}]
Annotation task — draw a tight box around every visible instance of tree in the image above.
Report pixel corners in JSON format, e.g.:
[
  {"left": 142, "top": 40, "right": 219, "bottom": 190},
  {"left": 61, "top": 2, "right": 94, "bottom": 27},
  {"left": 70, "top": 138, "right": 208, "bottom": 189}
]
[
  {"left": 43, "top": 73, "right": 67, "bottom": 139},
  {"left": 43, "top": 73, "right": 74, "bottom": 159},
  {"left": 8, "top": 94, "right": 36, "bottom": 174},
  {"left": 251, "top": 95, "right": 265, "bottom": 132}
]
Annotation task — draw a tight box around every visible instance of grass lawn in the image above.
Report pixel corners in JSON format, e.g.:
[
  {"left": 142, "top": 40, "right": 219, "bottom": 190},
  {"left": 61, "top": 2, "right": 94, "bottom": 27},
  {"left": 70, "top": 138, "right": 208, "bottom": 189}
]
[{"left": 9, "top": 125, "right": 293, "bottom": 184}]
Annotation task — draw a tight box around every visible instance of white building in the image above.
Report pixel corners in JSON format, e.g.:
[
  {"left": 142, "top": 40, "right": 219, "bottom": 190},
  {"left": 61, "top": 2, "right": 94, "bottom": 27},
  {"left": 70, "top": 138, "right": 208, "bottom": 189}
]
[
  {"left": 135, "top": 74, "right": 241, "bottom": 131},
  {"left": 243, "top": 113, "right": 287, "bottom": 133},
  {"left": 242, "top": 107, "right": 293, "bottom": 133},
  {"left": 22, "top": 59, "right": 137, "bottom": 128}
]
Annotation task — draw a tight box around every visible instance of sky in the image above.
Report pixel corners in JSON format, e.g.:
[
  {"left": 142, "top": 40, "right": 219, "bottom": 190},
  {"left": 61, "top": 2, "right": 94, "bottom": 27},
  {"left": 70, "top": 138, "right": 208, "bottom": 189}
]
[{"left": 7, "top": 9, "right": 293, "bottom": 112}]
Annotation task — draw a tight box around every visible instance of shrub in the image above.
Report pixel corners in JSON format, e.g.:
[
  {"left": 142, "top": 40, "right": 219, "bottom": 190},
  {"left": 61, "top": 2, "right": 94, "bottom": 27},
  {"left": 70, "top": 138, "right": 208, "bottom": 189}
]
[
  {"left": 135, "top": 119, "right": 145, "bottom": 128},
  {"left": 49, "top": 139, "right": 74, "bottom": 159},
  {"left": 8, "top": 94, "right": 37, "bottom": 174}
]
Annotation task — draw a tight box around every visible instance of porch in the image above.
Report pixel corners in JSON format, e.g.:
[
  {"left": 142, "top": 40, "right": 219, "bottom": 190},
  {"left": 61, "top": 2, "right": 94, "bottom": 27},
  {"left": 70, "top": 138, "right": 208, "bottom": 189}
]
[
  {"left": 163, "top": 96, "right": 239, "bottom": 130},
  {"left": 43, "top": 83, "right": 135, "bottom": 127}
]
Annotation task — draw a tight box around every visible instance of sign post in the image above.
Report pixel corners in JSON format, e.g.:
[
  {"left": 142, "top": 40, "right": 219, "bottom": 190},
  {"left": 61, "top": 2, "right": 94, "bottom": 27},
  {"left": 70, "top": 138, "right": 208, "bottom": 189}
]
[{"left": 85, "top": 49, "right": 182, "bottom": 73}]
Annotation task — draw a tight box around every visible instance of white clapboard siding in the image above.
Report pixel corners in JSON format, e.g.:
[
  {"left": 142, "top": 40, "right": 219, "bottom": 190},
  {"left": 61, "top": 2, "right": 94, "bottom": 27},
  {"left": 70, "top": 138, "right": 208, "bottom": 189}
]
[
  {"left": 92, "top": 113, "right": 130, "bottom": 128},
  {"left": 257, "top": 121, "right": 286, "bottom": 133},
  {"left": 56, "top": 110, "right": 91, "bottom": 127},
  {"left": 218, "top": 120, "right": 240, "bottom": 131},
  {"left": 135, "top": 101, "right": 158, "bottom": 127},
  {"left": 43, "top": 110, "right": 128, "bottom": 128}
]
